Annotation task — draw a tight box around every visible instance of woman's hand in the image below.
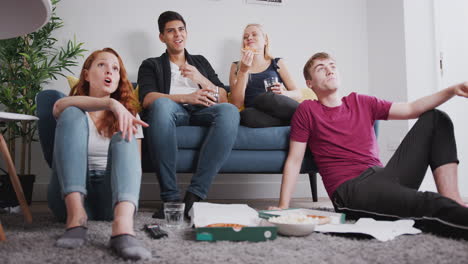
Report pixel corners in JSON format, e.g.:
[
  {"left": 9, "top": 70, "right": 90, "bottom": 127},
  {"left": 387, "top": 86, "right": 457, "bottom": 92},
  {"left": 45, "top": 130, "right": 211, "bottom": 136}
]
[
  {"left": 108, "top": 99, "right": 149, "bottom": 141},
  {"left": 239, "top": 50, "right": 254, "bottom": 73},
  {"left": 269, "top": 82, "right": 289, "bottom": 96}
]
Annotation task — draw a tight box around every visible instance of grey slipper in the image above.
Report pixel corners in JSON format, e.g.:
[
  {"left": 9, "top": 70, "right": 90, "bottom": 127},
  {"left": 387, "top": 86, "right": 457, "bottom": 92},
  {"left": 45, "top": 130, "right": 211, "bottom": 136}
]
[
  {"left": 109, "top": 234, "right": 152, "bottom": 260},
  {"left": 55, "top": 226, "right": 88, "bottom": 249}
]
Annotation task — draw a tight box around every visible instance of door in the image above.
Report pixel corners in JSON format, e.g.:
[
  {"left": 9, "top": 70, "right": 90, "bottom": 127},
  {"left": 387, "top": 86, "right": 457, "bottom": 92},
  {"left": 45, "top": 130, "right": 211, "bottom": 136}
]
[{"left": 434, "top": 0, "right": 468, "bottom": 198}]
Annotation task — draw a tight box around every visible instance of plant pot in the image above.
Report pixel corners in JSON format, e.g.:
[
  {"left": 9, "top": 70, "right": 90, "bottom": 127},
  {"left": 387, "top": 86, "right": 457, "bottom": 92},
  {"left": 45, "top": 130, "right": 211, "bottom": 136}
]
[{"left": 0, "top": 174, "right": 35, "bottom": 208}]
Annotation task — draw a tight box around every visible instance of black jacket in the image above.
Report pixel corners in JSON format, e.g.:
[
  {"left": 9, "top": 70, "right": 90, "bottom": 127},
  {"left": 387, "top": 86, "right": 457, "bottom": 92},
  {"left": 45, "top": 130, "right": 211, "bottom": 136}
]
[{"left": 137, "top": 49, "right": 225, "bottom": 105}]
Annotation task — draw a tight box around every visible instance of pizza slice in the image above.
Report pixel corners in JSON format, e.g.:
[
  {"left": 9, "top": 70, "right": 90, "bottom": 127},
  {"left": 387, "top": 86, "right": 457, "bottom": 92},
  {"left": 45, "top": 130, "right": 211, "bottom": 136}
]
[
  {"left": 306, "top": 215, "right": 331, "bottom": 225},
  {"left": 205, "top": 223, "right": 247, "bottom": 228},
  {"left": 241, "top": 46, "right": 261, "bottom": 55}
]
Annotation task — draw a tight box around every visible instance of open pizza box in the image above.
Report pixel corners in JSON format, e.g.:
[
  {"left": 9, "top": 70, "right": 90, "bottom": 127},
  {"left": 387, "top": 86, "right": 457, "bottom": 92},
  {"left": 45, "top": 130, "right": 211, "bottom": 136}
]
[{"left": 191, "top": 202, "right": 277, "bottom": 242}]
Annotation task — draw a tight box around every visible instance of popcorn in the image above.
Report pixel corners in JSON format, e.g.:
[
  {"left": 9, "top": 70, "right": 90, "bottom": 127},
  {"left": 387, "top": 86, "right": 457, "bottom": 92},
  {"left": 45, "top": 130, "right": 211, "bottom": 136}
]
[{"left": 268, "top": 214, "right": 318, "bottom": 225}]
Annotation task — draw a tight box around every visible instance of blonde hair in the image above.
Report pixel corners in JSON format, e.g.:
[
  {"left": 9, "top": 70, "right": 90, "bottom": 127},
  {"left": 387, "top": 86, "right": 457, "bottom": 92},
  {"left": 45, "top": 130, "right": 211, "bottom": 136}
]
[{"left": 243, "top": 24, "right": 273, "bottom": 60}]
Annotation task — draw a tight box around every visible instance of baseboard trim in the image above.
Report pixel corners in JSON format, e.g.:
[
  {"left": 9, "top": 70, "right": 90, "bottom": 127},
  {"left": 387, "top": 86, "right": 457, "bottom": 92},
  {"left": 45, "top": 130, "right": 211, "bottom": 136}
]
[{"left": 31, "top": 180, "right": 327, "bottom": 201}]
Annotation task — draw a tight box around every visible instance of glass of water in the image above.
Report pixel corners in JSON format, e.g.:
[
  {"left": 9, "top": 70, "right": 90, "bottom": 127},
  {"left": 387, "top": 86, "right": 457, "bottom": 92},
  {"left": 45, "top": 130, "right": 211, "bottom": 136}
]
[{"left": 164, "top": 202, "right": 185, "bottom": 228}]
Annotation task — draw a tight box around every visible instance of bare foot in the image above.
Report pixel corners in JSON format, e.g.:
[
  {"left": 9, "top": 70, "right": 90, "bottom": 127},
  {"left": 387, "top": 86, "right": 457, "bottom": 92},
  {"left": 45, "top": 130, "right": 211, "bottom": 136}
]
[
  {"left": 64, "top": 192, "right": 87, "bottom": 228},
  {"left": 66, "top": 215, "right": 88, "bottom": 229},
  {"left": 112, "top": 202, "right": 136, "bottom": 236},
  {"left": 112, "top": 217, "right": 135, "bottom": 237}
]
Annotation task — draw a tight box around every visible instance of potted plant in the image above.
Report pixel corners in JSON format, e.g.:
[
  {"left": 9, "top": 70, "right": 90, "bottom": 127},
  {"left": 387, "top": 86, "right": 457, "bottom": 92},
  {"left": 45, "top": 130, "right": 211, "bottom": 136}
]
[{"left": 0, "top": 0, "right": 86, "bottom": 206}]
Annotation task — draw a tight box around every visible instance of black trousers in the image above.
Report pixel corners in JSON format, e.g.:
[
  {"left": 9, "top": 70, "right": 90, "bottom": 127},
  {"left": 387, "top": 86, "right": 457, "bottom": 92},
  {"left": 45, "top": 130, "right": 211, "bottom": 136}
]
[
  {"left": 240, "top": 92, "right": 299, "bottom": 128},
  {"left": 332, "top": 110, "right": 468, "bottom": 232}
]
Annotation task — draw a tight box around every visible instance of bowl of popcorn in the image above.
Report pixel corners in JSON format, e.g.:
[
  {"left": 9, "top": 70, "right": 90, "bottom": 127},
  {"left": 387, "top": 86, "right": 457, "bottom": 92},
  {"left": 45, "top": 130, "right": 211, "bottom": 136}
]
[{"left": 268, "top": 214, "right": 319, "bottom": 236}]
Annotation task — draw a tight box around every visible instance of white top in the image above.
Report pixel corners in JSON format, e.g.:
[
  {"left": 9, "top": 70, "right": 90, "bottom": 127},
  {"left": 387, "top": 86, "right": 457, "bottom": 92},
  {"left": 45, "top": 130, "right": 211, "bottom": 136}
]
[
  {"left": 169, "top": 61, "right": 199, "bottom": 95},
  {"left": 86, "top": 112, "right": 143, "bottom": 171}
]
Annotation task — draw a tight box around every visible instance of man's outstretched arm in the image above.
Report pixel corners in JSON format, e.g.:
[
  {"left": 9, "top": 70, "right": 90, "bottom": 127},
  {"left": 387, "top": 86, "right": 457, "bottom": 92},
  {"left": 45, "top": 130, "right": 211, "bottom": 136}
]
[
  {"left": 388, "top": 82, "right": 468, "bottom": 120},
  {"left": 272, "top": 140, "right": 308, "bottom": 210}
]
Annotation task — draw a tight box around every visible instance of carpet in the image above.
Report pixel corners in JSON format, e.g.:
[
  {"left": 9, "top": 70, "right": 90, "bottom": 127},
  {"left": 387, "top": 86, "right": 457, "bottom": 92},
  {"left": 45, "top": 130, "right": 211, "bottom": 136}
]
[{"left": 1, "top": 211, "right": 468, "bottom": 264}]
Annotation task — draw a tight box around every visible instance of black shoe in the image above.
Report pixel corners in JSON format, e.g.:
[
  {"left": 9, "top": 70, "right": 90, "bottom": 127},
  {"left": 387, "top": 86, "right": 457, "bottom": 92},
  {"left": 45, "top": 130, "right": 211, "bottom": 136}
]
[
  {"left": 183, "top": 191, "right": 202, "bottom": 220},
  {"left": 152, "top": 203, "right": 165, "bottom": 219}
]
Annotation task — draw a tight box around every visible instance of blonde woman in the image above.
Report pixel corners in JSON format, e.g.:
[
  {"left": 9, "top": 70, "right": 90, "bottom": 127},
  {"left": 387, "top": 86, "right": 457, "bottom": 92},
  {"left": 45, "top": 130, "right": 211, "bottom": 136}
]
[{"left": 229, "top": 23, "right": 301, "bottom": 127}]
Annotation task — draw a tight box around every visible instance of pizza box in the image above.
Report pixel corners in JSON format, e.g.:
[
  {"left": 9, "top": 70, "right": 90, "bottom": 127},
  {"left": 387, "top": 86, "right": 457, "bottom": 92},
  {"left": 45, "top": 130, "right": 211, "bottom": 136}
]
[
  {"left": 195, "top": 219, "right": 277, "bottom": 242},
  {"left": 258, "top": 208, "right": 346, "bottom": 224}
]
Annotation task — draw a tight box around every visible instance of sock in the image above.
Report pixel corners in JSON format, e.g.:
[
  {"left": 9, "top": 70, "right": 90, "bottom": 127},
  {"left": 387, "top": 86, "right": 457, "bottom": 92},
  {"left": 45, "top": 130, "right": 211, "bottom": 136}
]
[
  {"left": 55, "top": 226, "right": 88, "bottom": 249},
  {"left": 110, "top": 234, "right": 151, "bottom": 260}
]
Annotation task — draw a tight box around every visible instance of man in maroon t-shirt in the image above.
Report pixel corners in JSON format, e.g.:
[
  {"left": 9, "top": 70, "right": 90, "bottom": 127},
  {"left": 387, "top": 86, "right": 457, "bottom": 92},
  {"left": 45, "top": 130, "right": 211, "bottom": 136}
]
[{"left": 272, "top": 52, "right": 468, "bottom": 233}]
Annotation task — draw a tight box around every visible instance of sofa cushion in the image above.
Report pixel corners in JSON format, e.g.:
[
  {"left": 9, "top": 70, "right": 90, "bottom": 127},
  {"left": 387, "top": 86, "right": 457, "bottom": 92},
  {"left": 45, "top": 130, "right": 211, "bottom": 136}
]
[
  {"left": 174, "top": 149, "right": 317, "bottom": 173},
  {"left": 176, "top": 125, "right": 290, "bottom": 150}
]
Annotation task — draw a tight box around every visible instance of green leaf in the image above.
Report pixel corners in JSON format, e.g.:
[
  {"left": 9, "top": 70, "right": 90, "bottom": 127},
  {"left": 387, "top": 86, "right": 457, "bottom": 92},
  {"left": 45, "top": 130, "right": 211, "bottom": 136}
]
[{"left": 0, "top": 0, "right": 86, "bottom": 173}]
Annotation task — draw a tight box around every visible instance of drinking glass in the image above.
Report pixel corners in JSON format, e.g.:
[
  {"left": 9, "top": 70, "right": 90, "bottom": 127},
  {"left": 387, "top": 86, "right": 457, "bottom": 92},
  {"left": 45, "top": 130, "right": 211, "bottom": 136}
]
[
  {"left": 264, "top": 76, "right": 278, "bottom": 92},
  {"left": 164, "top": 202, "right": 185, "bottom": 228},
  {"left": 209, "top": 86, "right": 219, "bottom": 103}
]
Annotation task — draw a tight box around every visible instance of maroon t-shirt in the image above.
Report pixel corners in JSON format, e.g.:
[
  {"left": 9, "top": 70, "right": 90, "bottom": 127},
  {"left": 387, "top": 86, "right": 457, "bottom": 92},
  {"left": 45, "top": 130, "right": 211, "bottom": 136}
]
[{"left": 290, "top": 93, "right": 392, "bottom": 197}]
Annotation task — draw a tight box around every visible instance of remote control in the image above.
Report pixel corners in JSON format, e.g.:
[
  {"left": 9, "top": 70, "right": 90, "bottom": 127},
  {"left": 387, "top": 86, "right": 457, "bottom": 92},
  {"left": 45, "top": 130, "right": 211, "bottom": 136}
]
[{"left": 144, "top": 224, "right": 168, "bottom": 239}]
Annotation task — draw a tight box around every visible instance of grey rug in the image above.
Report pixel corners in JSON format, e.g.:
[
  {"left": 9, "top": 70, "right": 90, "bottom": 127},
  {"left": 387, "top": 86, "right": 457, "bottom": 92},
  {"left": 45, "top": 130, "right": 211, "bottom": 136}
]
[{"left": 1, "top": 211, "right": 468, "bottom": 264}]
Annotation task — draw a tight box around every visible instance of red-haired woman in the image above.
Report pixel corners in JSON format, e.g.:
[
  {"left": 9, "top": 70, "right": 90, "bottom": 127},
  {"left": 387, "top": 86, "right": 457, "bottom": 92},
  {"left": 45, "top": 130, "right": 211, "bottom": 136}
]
[{"left": 37, "top": 48, "right": 150, "bottom": 260}]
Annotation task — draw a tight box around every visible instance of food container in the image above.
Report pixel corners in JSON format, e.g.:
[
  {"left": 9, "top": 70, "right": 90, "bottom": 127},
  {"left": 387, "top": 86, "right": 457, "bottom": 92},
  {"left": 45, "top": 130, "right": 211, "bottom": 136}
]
[{"left": 195, "top": 219, "right": 277, "bottom": 242}]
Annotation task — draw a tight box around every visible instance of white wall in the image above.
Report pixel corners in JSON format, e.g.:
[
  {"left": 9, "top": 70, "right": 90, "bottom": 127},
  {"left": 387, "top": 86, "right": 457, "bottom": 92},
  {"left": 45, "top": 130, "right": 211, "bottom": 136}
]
[
  {"left": 366, "top": 0, "right": 409, "bottom": 164},
  {"left": 402, "top": 0, "right": 440, "bottom": 192},
  {"left": 49, "top": 0, "right": 369, "bottom": 94},
  {"left": 24, "top": 0, "right": 468, "bottom": 202},
  {"left": 25, "top": 0, "right": 468, "bottom": 202},
  {"left": 367, "top": 0, "right": 468, "bottom": 197},
  {"left": 433, "top": 0, "right": 468, "bottom": 197},
  {"left": 28, "top": 0, "right": 370, "bottom": 201}
]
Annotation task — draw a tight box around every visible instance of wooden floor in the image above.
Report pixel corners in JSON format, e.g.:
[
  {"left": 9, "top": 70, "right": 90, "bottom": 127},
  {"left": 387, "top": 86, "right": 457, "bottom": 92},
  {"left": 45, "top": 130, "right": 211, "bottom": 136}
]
[{"left": 27, "top": 197, "right": 334, "bottom": 214}]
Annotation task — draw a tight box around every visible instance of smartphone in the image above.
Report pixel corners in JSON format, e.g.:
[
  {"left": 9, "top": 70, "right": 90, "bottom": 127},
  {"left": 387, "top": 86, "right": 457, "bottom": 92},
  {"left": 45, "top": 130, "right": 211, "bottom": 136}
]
[{"left": 144, "top": 224, "right": 168, "bottom": 239}]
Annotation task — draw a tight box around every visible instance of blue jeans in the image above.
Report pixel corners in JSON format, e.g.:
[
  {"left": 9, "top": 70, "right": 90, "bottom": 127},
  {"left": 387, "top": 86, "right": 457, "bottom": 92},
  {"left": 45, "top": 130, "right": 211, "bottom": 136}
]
[
  {"left": 146, "top": 97, "right": 239, "bottom": 201},
  {"left": 36, "top": 90, "right": 142, "bottom": 221}
]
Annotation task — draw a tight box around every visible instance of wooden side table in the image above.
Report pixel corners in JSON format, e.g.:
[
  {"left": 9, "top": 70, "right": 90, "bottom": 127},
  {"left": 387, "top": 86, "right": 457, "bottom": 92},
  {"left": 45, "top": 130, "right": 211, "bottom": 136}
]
[{"left": 0, "top": 112, "right": 38, "bottom": 241}]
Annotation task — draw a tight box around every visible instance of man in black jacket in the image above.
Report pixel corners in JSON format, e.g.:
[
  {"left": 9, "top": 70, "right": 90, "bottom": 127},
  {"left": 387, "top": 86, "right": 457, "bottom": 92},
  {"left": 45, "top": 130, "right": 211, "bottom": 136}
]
[{"left": 138, "top": 11, "right": 239, "bottom": 218}]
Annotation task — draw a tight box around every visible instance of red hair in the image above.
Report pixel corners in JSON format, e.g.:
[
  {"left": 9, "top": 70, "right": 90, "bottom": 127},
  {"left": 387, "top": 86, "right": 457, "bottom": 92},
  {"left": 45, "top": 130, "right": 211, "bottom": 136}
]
[{"left": 70, "top": 47, "right": 139, "bottom": 137}]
